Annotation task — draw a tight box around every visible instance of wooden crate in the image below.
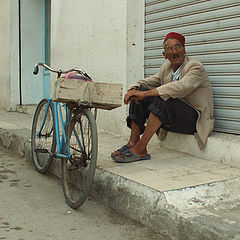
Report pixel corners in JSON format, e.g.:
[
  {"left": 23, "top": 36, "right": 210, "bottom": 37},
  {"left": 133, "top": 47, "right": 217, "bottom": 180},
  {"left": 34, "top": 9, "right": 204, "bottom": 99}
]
[{"left": 54, "top": 78, "right": 123, "bottom": 110}]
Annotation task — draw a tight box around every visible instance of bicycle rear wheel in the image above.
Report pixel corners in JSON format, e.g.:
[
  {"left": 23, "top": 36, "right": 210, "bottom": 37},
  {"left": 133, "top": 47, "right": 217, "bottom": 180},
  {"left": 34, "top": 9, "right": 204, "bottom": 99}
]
[
  {"left": 61, "top": 108, "right": 98, "bottom": 209},
  {"left": 31, "top": 99, "right": 56, "bottom": 173}
]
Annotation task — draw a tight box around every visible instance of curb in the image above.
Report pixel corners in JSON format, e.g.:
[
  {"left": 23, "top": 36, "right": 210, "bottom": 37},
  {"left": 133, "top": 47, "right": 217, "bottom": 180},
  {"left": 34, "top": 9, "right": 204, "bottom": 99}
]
[{"left": 91, "top": 168, "right": 240, "bottom": 240}]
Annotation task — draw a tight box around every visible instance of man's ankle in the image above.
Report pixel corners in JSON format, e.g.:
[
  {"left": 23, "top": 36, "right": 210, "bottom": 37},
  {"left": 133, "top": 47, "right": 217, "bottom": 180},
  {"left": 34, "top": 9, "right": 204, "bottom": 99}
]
[{"left": 127, "top": 140, "right": 138, "bottom": 147}]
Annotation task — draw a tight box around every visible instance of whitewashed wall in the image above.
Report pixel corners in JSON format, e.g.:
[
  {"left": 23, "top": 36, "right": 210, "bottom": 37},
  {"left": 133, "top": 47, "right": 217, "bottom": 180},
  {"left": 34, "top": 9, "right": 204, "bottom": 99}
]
[
  {"left": 0, "top": 0, "right": 20, "bottom": 111},
  {"left": 51, "top": 0, "right": 145, "bottom": 136},
  {"left": 9, "top": 0, "right": 20, "bottom": 111},
  {"left": 0, "top": 1, "right": 10, "bottom": 110}
]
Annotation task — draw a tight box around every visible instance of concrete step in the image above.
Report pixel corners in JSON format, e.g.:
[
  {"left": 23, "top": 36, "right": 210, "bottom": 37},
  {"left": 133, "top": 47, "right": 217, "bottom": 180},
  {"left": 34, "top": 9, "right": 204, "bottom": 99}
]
[
  {"left": 0, "top": 110, "right": 240, "bottom": 240},
  {"left": 15, "top": 104, "right": 240, "bottom": 169},
  {"left": 16, "top": 104, "right": 37, "bottom": 116},
  {"left": 159, "top": 131, "right": 240, "bottom": 169}
]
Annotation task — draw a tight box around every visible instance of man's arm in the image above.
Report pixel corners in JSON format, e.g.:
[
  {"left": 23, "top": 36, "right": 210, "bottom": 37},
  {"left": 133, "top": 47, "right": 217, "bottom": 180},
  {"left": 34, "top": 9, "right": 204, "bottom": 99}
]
[{"left": 128, "top": 71, "right": 162, "bottom": 91}]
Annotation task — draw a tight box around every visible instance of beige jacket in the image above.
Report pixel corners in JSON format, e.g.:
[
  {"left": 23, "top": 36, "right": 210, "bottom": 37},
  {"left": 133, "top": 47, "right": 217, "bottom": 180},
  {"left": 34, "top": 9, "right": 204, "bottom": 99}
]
[{"left": 129, "top": 56, "right": 214, "bottom": 149}]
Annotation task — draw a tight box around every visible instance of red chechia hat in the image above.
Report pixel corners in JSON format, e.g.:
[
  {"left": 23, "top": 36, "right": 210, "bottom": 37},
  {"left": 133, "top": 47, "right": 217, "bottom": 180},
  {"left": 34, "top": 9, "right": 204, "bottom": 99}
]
[{"left": 164, "top": 32, "right": 185, "bottom": 46}]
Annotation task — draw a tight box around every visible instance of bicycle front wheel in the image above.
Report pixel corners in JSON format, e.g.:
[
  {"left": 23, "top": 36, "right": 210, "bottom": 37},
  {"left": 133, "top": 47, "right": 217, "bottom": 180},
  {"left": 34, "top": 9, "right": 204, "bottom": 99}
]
[
  {"left": 61, "top": 108, "right": 98, "bottom": 209},
  {"left": 31, "top": 99, "right": 56, "bottom": 174}
]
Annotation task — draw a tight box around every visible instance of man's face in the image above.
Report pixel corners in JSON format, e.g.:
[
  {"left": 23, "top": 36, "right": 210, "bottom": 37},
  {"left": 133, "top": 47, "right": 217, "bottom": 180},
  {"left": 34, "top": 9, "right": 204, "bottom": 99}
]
[{"left": 162, "top": 38, "right": 186, "bottom": 70}]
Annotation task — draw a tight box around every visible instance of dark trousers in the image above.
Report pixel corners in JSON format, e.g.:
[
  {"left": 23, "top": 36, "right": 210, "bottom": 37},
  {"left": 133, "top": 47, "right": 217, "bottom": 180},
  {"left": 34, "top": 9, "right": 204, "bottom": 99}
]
[{"left": 126, "top": 91, "right": 198, "bottom": 135}]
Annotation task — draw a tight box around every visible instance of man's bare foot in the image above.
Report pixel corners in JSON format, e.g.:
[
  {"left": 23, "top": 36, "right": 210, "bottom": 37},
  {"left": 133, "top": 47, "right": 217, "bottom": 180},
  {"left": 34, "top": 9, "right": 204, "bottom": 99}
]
[
  {"left": 111, "top": 141, "right": 137, "bottom": 157},
  {"left": 129, "top": 146, "right": 148, "bottom": 158},
  {"left": 111, "top": 145, "right": 130, "bottom": 157},
  {"left": 112, "top": 148, "right": 151, "bottom": 163}
]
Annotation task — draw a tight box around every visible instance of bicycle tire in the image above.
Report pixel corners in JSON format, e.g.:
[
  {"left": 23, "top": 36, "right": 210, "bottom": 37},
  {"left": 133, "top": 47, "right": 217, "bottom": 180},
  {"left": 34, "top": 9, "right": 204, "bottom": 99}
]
[
  {"left": 61, "top": 108, "right": 98, "bottom": 209},
  {"left": 31, "top": 98, "right": 56, "bottom": 174}
]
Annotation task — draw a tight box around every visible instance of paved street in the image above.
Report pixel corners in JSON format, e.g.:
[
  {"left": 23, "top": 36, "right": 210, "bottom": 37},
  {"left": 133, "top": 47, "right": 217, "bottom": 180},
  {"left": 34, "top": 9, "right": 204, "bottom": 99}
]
[{"left": 0, "top": 146, "right": 161, "bottom": 240}]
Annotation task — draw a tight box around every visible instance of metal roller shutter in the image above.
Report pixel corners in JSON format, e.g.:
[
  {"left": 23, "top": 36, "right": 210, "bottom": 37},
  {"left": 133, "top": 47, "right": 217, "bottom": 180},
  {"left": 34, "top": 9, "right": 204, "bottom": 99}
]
[{"left": 145, "top": 0, "right": 240, "bottom": 134}]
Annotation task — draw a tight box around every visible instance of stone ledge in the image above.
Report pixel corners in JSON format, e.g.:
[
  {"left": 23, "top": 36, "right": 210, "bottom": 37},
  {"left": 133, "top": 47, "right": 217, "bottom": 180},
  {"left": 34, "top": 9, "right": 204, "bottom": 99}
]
[
  {"left": 158, "top": 132, "right": 240, "bottom": 168},
  {"left": 12, "top": 107, "right": 240, "bottom": 168}
]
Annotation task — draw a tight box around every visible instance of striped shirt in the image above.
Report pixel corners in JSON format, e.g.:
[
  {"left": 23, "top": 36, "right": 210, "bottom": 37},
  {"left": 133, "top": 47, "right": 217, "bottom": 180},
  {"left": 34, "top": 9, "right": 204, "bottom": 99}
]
[{"left": 172, "top": 64, "right": 183, "bottom": 82}]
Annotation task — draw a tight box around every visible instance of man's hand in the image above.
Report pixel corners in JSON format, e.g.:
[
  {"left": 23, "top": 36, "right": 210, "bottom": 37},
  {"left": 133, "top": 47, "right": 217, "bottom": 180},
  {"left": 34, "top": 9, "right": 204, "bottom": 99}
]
[
  {"left": 124, "top": 89, "right": 159, "bottom": 104},
  {"left": 124, "top": 90, "right": 145, "bottom": 104}
]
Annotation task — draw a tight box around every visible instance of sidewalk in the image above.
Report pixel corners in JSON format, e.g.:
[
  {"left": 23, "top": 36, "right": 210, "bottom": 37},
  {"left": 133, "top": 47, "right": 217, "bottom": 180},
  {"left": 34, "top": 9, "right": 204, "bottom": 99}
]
[{"left": 0, "top": 109, "right": 240, "bottom": 240}]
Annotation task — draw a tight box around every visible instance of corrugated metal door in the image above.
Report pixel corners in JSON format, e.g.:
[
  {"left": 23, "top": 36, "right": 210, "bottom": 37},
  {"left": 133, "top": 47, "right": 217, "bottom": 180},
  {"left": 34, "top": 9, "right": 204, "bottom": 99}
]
[{"left": 145, "top": 0, "right": 240, "bottom": 134}]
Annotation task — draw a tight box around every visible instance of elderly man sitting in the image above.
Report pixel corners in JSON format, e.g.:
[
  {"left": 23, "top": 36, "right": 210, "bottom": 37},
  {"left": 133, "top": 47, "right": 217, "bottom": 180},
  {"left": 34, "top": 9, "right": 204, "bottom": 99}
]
[{"left": 111, "top": 32, "right": 214, "bottom": 163}]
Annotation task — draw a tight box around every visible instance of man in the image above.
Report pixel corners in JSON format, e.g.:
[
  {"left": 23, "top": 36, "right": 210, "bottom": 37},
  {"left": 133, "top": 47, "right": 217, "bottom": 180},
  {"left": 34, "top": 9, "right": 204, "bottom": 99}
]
[{"left": 111, "top": 32, "right": 214, "bottom": 163}]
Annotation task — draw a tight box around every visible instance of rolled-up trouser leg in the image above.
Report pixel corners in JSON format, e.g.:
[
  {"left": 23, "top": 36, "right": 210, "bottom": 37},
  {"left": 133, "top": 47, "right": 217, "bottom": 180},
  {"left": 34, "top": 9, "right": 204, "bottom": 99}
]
[
  {"left": 127, "top": 94, "right": 198, "bottom": 135},
  {"left": 126, "top": 93, "right": 155, "bottom": 134}
]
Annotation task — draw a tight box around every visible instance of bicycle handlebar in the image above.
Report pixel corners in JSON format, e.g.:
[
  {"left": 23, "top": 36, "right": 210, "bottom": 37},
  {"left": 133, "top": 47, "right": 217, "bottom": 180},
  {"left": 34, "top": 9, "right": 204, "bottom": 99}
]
[{"left": 33, "top": 62, "right": 92, "bottom": 79}]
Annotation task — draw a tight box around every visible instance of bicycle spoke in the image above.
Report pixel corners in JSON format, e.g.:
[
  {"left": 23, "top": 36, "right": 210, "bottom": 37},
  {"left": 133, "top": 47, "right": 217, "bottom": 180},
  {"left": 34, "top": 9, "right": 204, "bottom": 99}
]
[{"left": 61, "top": 109, "right": 97, "bottom": 209}]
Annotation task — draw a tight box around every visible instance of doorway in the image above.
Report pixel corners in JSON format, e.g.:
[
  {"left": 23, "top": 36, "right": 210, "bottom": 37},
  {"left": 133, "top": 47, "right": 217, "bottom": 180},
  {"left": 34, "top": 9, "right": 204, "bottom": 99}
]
[{"left": 19, "top": 0, "right": 51, "bottom": 105}]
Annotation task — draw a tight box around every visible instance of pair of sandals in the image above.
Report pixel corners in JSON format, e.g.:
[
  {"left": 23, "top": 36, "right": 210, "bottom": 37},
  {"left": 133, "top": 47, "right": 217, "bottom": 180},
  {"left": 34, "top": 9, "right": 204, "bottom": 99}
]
[{"left": 111, "top": 145, "right": 151, "bottom": 163}]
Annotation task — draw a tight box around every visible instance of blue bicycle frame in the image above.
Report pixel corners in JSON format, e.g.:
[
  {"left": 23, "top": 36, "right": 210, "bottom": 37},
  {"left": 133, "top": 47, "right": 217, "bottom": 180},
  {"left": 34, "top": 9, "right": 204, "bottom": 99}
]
[{"left": 37, "top": 98, "right": 72, "bottom": 159}]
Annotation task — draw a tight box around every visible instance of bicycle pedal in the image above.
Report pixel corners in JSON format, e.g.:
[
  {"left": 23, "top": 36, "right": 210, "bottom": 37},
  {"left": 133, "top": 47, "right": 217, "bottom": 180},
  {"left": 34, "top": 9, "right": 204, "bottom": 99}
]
[{"left": 34, "top": 148, "right": 49, "bottom": 154}]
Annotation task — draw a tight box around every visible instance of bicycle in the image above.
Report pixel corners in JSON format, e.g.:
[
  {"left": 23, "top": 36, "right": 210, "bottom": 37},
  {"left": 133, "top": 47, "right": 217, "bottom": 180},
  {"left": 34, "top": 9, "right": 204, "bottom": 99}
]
[{"left": 31, "top": 63, "right": 98, "bottom": 209}]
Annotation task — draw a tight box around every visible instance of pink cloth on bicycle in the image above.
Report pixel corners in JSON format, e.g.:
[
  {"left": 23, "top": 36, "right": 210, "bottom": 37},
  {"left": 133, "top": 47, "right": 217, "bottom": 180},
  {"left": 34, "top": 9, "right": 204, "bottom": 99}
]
[{"left": 63, "top": 72, "right": 92, "bottom": 82}]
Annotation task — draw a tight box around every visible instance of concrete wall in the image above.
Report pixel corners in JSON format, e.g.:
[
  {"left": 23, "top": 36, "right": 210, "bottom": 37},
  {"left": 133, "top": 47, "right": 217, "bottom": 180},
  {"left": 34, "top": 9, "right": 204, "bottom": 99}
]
[
  {"left": 9, "top": 0, "right": 20, "bottom": 111},
  {"left": 0, "top": 0, "right": 20, "bottom": 111},
  {"left": 51, "top": 0, "right": 144, "bottom": 136},
  {"left": 0, "top": 1, "right": 10, "bottom": 111}
]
